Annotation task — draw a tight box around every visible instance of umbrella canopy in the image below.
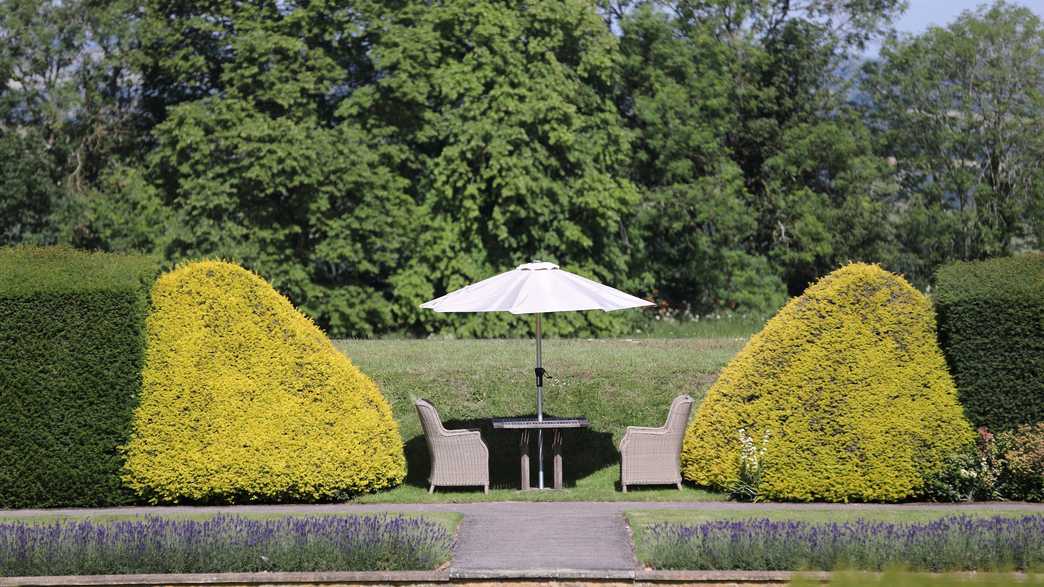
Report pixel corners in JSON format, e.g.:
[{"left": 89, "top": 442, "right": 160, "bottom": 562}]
[
  {"left": 421, "top": 261, "right": 653, "bottom": 489},
  {"left": 420, "top": 261, "right": 653, "bottom": 314}
]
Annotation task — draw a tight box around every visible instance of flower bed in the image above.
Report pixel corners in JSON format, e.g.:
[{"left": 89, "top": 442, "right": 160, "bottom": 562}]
[
  {"left": 639, "top": 515, "right": 1044, "bottom": 572},
  {"left": 0, "top": 515, "right": 452, "bottom": 576}
]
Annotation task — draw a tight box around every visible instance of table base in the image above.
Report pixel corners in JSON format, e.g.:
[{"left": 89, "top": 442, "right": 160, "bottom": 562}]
[{"left": 518, "top": 429, "right": 566, "bottom": 490}]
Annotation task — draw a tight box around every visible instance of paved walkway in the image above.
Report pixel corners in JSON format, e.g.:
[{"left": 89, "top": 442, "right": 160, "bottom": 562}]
[
  {"left": 450, "top": 502, "right": 636, "bottom": 571},
  {"left": 3, "top": 501, "right": 1041, "bottom": 572}
]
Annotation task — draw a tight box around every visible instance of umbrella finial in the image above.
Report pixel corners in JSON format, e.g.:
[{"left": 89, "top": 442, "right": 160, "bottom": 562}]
[{"left": 518, "top": 261, "right": 558, "bottom": 271}]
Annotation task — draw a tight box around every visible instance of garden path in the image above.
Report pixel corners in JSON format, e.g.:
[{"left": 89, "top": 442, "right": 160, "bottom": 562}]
[{"left": 4, "top": 501, "right": 1041, "bottom": 573}]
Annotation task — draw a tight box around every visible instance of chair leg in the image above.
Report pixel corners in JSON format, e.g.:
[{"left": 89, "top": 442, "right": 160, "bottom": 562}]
[
  {"left": 622, "top": 483, "right": 627, "bottom": 493},
  {"left": 676, "top": 481, "right": 683, "bottom": 490},
  {"left": 483, "top": 484, "right": 489, "bottom": 494},
  {"left": 429, "top": 484, "right": 435, "bottom": 494}
]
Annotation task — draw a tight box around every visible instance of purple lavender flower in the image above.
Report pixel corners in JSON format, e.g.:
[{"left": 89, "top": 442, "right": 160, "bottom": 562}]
[
  {"left": 641, "top": 515, "right": 1044, "bottom": 572},
  {"left": 0, "top": 514, "right": 451, "bottom": 576}
]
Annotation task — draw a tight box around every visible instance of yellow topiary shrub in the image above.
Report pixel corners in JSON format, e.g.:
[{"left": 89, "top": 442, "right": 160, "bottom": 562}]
[
  {"left": 681, "top": 263, "right": 973, "bottom": 502},
  {"left": 123, "top": 261, "right": 405, "bottom": 503}
]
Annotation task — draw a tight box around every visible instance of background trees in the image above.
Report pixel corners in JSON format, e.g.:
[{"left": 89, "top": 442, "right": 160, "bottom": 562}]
[
  {"left": 1, "top": 0, "right": 1040, "bottom": 337},
  {"left": 346, "top": 0, "right": 640, "bottom": 336},
  {"left": 864, "top": 2, "right": 1044, "bottom": 285}
]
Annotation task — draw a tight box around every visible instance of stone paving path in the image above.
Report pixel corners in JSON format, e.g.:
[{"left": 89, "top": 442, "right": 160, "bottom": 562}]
[
  {"left": 3, "top": 501, "right": 1041, "bottom": 572},
  {"left": 450, "top": 502, "right": 636, "bottom": 571}
]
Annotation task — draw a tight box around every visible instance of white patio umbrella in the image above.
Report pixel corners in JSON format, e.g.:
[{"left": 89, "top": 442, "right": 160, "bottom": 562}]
[{"left": 421, "top": 261, "right": 654, "bottom": 489}]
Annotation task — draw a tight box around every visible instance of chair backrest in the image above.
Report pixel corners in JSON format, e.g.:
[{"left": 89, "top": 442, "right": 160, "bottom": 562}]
[
  {"left": 415, "top": 399, "right": 446, "bottom": 443},
  {"left": 663, "top": 395, "right": 695, "bottom": 439}
]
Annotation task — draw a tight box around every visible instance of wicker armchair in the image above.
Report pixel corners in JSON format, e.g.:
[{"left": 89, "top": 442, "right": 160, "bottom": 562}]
[
  {"left": 619, "top": 394, "right": 694, "bottom": 492},
  {"left": 415, "top": 399, "right": 490, "bottom": 494}
]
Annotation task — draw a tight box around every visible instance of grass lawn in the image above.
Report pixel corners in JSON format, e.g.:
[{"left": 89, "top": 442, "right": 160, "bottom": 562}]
[{"left": 337, "top": 337, "right": 745, "bottom": 501}]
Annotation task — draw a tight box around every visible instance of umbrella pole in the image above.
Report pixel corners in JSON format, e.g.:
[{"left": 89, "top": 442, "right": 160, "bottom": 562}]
[{"left": 536, "top": 313, "right": 544, "bottom": 490}]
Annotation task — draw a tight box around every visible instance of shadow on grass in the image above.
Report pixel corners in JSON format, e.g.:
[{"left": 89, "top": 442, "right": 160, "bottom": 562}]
[{"left": 403, "top": 413, "right": 618, "bottom": 490}]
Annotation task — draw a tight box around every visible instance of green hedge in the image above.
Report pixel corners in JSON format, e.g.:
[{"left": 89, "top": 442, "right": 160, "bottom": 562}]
[
  {"left": 0, "top": 246, "right": 158, "bottom": 507},
  {"left": 935, "top": 253, "right": 1044, "bottom": 431}
]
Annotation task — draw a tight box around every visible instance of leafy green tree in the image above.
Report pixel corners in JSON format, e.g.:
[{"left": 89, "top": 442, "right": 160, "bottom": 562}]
[
  {"left": 673, "top": 0, "right": 905, "bottom": 50},
  {"left": 0, "top": 0, "right": 84, "bottom": 243},
  {"left": 617, "top": 6, "right": 786, "bottom": 313},
  {"left": 348, "top": 0, "right": 641, "bottom": 336},
  {"left": 5, "top": 0, "right": 1035, "bottom": 339},
  {"left": 0, "top": 0, "right": 142, "bottom": 245},
  {"left": 0, "top": 129, "right": 59, "bottom": 244},
  {"left": 134, "top": 0, "right": 385, "bottom": 124},
  {"left": 727, "top": 16, "right": 900, "bottom": 294},
  {"left": 620, "top": 1, "right": 902, "bottom": 305},
  {"left": 759, "top": 118, "right": 898, "bottom": 290},
  {"left": 865, "top": 1, "right": 1044, "bottom": 284},
  {"left": 136, "top": 0, "right": 418, "bottom": 337}
]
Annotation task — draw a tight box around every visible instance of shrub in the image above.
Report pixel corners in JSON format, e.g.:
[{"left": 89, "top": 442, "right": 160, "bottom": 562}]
[
  {"left": 922, "top": 427, "right": 1005, "bottom": 502},
  {"left": 934, "top": 253, "right": 1044, "bottom": 431},
  {"left": 925, "top": 423, "right": 1044, "bottom": 503},
  {"left": 1000, "top": 423, "right": 1044, "bottom": 502},
  {"left": 122, "top": 261, "right": 405, "bottom": 503},
  {"left": 0, "top": 246, "right": 157, "bottom": 507},
  {"left": 681, "top": 263, "right": 974, "bottom": 502}
]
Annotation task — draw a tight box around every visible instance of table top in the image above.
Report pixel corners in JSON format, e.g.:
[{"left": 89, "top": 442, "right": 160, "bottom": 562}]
[{"left": 492, "top": 416, "right": 589, "bottom": 429}]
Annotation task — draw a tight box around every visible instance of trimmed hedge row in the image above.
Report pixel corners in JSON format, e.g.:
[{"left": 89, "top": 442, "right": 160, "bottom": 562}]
[
  {"left": 0, "top": 246, "right": 158, "bottom": 507},
  {"left": 122, "top": 261, "right": 406, "bottom": 503},
  {"left": 934, "top": 253, "right": 1044, "bottom": 431},
  {"left": 681, "top": 263, "right": 973, "bottom": 502}
]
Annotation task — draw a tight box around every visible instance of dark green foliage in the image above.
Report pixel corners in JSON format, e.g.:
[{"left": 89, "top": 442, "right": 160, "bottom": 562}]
[
  {"left": 132, "top": 0, "right": 419, "bottom": 338},
  {"left": 934, "top": 253, "right": 1044, "bottom": 431},
  {"left": 0, "top": 246, "right": 157, "bottom": 507},
  {"left": 617, "top": 2, "right": 902, "bottom": 311},
  {"left": 0, "top": 1, "right": 143, "bottom": 247},
  {"left": 865, "top": 3, "right": 1044, "bottom": 285},
  {"left": 347, "top": 0, "right": 640, "bottom": 337},
  {"left": 617, "top": 7, "right": 786, "bottom": 314},
  {"left": 1, "top": 0, "right": 1040, "bottom": 337},
  {"left": 0, "top": 129, "right": 59, "bottom": 245}
]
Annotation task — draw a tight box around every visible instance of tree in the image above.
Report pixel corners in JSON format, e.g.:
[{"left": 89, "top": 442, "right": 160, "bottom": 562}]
[
  {"left": 0, "top": 129, "right": 59, "bottom": 244},
  {"left": 4, "top": 0, "right": 1035, "bottom": 338},
  {"left": 673, "top": 0, "right": 905, "bottom": 50},
  {"left": 758, "top": 118, "right": 898, "bottom": 291},
  {"left": 865, "top": 1, "right": 1044, "bottom": 284},
  {"left": 348, "top": 0, "right": 641, "bottom": 336},
  {"left": 618, "top": 6, "right": 786, "bottom": 313},
  {"left": 727, "top": 15, "right": 900, "bottom": 295},
  {"left": 0, "top": 0, "right": 142, "bottom": 245},
  {"left": 137, "top": 0, "right": 418, "bottom": 337},
  {"left": 620, "top": 1, "right": 902, "bottom": 305}
]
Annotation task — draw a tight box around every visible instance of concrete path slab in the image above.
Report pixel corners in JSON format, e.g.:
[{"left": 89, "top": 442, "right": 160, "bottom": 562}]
[{"left": 449, "top": 502, "right": 635, "bottom": 571}]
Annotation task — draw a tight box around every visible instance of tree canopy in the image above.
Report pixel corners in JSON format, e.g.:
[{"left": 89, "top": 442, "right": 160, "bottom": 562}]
[{"left": 1, "top": 0, "right": 1039, "bottom": 336}]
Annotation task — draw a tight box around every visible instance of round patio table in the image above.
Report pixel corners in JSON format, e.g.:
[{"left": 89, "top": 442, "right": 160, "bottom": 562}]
[{"left": 493, "top": 416, "right": 589, "bottom": 490}]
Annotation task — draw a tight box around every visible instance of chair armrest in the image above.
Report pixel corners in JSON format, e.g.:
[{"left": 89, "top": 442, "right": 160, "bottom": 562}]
[
  {"left": 442, "top": 430, "right": 489, "bottom": 460},
  {"left": 620, "top": 425, "right": 667, "bottom": 451},
  {"left": 626, "top": 425, "right": 666, "bottom": 434},
  {"left": 442, "top": 428, "right": 482, "bottom": 438}
]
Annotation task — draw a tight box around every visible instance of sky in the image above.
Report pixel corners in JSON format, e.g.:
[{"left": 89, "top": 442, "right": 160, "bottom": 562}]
[
  {"left": 896, "top": 0, "right": 1043, "bottom": 32},
  {"left": 866, "top": 0, "right": 1044, "bottom": 54}
]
